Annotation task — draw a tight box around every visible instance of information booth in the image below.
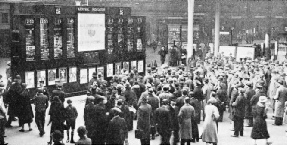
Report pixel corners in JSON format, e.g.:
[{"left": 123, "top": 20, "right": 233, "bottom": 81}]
[{"left": 10, "top": 4, "right": 146, "bottom": 96}]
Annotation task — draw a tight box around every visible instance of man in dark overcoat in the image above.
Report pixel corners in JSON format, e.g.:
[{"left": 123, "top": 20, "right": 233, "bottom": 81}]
[
  {"left": 93, "top": 96, "right": 108, "bottom": 144},
  {"left": 137, "top": 96, "right": 152, "bottom": 145},
  {"left": 155, "top": 99, "right": 172, "bottom": 145},
  {"left": 33, "top": 88, "right": 49, "bottom": 136},
  {"left": 106, "top": 108, "right": 128, "bottom": 145},
  {"left": 84, "top": 96, "right": 96, "bottom": 139},
  {"left": 231, "top": 88, "right": 246, "bottom": 137},
  {"left": 244, "top": 82, "right": 256, "bottom": 127},
  {"left": 251, "top": 84, "right": 266, "bottom": 115},
  {"left": 193, "top": 81, "right": 204, "bottom": 123},
  {"left": 6, "top": 75, "right": 24, "bottom": 127},
  {"left": 146, "top": 88, "right": 159, "bottom": 139}
]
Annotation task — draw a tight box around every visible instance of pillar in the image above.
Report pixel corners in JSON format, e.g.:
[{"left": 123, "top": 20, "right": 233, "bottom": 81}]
[
  {"left": 187, "top": 0, "right": 194, "bottom": 63},
  {"left": 214, "top": 0, "right": 221, "bottom": 56}
]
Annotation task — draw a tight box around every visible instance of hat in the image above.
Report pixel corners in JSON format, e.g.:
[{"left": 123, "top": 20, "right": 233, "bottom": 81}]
[
  {"left": 277, "top": 79, "right": 284, "bottom": 85},
  {"left": 87, "top": 96, "right": 95, "bottom": 101},
  {"left": 15, "top": 75, "right": 21, "bottom": 80},
  {"left": 36, "top": 88, "right": 44, "bottom": 93},
  {"left": 162, "top": 99, "right": 169, "bottom": 105},
  {"left": 92, "top": 72, "right": 97, "bottom": 77},
  {"left": 245, "top": 81, "right": 253, "bottom": 87},
  {"left": 256, "top": 83, "right": 263, "bottom": 88},
  {"left": 56, "top": 82, "right": 63, "bottom": 87},
  {"left": 207, "top": 97, "right": 217, "bottom": 104},
  {"left": 259, "top": 96, "right": 267, "bottom": 103},
  {"left": 195, "top": 80, "right": 202, "bottom": 87},
  {"left": 67, "top": 99, "right": 72, "bottom": 104}
]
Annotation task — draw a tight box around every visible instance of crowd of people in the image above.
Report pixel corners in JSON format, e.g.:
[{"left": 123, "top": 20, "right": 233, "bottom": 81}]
[{"left": 0, "top": 53, "right": 287, "bottom": 145}]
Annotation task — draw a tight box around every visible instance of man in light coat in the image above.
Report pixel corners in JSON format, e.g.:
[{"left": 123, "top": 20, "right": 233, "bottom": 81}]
[{"left": 273, "top": 79, "right": 287, "bottom": 125}]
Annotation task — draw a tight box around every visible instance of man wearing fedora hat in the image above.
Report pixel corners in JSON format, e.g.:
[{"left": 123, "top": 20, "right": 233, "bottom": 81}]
[
  {"left": 245, "top": 81, "right": 256, "bottom": 127},
  {"left": 88, "top": 72, "right": 100, "bottom": 96},
  {"left": 5, "top": 75, "right": 24, "bottom": 127}
]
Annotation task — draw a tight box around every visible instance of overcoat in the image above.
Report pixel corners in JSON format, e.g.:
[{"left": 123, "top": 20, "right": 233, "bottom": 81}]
[
  {"left": 106, "top": 116, "right": 128, "bottom": 145},
  {"left": 155, "top": 106, "right": 172, "bottom": 138},
  {"left": 137, "top": 103, "right": 152, "bottom": 139},
  {"left": 245, "top": 88, "right": 256, "bottom": 118},
  {"left": 202, "top": 104, "right": 219, "bottom": 143},
  {"left": 274, "top": 86, "right": 287, "bottom": 118},
  {"left": 178, "top": 104, "right": 195, "bottom": 140}
]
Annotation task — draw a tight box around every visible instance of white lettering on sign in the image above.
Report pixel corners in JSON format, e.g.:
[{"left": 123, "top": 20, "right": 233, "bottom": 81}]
[
  {"left": 25, "top": 18, "right": 34, "bottom": 25},
  {"left": 77, "top": 7, "right": 90, "bottom": 11},
  {"left": 92, "top": 8, "right": 106, "bottom": 12}
]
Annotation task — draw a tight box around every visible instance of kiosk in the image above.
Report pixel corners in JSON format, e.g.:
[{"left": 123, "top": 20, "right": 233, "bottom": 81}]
[{"left": 10, "top": 4, "right": 146, "bottom": 96}]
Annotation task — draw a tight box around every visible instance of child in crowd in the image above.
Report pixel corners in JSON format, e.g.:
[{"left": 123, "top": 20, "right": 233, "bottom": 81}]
[
  {"left": 75, "top": 126, "right": 92, "bottom": 145},
  {"left": 52, "top": 130, "right": 65, "bottom": 145}
]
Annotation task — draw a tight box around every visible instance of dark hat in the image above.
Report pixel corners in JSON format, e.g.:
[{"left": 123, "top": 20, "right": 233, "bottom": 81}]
[
  {"left": 67, "top": 99, "right": 72, "bottom": 104},
  {"left": 278, "top": 79, "right": 284, "bottom": 85},
  {"left": 245, "top": 81, "right": 253, "bottom": 87},
  {"left": 92, "top": 72, "right": 97, "bottom": 77}
]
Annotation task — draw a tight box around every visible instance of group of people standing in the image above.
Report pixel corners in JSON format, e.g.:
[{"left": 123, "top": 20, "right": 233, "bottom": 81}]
[{"left": 1, "top": 52, "right": 287, "bottom": 145}]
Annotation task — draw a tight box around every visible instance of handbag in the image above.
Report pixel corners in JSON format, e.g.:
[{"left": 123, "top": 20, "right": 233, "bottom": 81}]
[{"left": 135, "top": 129, "right": 143, "bottom": 139}]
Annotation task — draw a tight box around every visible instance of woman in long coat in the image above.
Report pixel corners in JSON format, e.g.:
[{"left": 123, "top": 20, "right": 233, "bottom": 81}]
[
  {"left": 178, "top": 97, "right": 195, "bottom": 145},
  {"left": 18, "top": 84, "right": 34, "bottom": 132},
  {"left": 251, "top": 96, "right": 271, "bottom": 145},
  {"left": 202, "top": 98, "right": 220, "bottom": 145}
]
